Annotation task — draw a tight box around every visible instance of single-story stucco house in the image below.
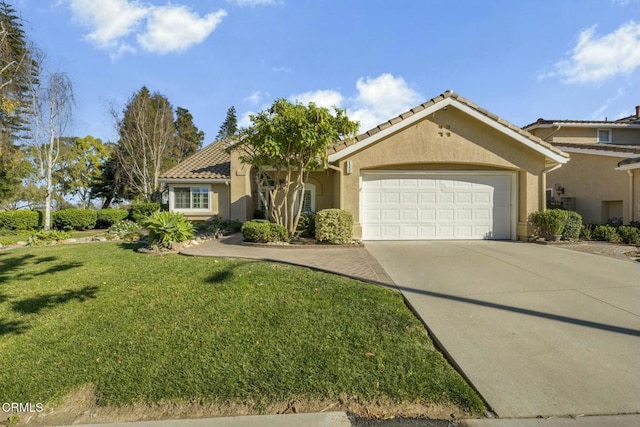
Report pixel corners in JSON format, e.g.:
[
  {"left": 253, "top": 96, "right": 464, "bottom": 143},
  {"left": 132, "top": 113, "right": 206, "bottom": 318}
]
[
  {"left": 524, "top": 107, "right": 640, "bottom": 225},
  {"left": 159, "top": 90, "right": 569, "bottom": 241}
]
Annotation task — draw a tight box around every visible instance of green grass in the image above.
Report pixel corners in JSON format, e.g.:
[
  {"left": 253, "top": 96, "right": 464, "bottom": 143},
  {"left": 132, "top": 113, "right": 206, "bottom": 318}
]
[
  {"left": 0, "top": 229, "right": 100, "bottom": 245},
  {"left": 0, "top": 243, "right": 484, "bottom": 413}
]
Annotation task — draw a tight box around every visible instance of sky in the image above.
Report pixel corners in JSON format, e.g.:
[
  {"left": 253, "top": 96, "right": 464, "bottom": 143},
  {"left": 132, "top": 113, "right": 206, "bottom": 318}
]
[{"left": 13, "top": 0, "right": 640, "bottom": 145}]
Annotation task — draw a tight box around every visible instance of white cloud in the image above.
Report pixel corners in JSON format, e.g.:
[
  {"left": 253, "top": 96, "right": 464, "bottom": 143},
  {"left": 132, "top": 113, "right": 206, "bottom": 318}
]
[
  {"left": 137, "top": 6, "right": 226, "bottom": 54},
  {"left": 349, "top": 73, "right": 423, "bottom": 131},
  {"left": 290, "top": 90, "right": 344, "bottom": 109},
  {"left": 226, "top": 0, "right": 279, "bottom": 6},
  {"left": 238, "top": 110, "right": 255, "bottom": 128},
  {"left": 244, "top": 91, "right": 269, "bottom": 106},
  {"left": 65, "top": 0, "right": 226, "bottom": 56},
  {"left": 547, "top": 21, "right": 640, "bottom": 84}
]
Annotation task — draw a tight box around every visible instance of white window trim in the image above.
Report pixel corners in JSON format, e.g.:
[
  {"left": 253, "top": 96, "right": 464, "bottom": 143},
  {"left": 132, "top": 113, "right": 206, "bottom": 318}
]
[
  {"left": 294, "top": 183, "right": 316, "bottom": 213},
  {"left": 170, "top": 185, "right": 211, "bottom": 213},
  {"left": 597, "top": 128, "right": 612, "bottom": 144}
]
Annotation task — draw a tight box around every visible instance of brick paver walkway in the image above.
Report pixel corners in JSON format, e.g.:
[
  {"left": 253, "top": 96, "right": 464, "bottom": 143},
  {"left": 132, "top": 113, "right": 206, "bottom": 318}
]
[{"left": 181, "top": 234, "right": 394, "bottom": 286}]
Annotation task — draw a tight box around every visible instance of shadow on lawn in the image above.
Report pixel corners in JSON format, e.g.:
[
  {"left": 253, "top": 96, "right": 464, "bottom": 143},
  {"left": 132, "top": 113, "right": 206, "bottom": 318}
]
[
  {"left": 0, "top": 318, "right": 28, "bottom": 336},
  {"left": 11, "top": 285, "right": 99, "bottom": 315},
  {"left": 0, "top": 252, "right": 84, "bottom": 284}
]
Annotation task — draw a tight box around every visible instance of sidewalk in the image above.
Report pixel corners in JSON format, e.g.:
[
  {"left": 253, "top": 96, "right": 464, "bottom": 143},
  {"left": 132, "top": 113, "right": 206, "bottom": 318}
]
[{"left": 180, "top": 234, "right": 394, "bottom": 286}]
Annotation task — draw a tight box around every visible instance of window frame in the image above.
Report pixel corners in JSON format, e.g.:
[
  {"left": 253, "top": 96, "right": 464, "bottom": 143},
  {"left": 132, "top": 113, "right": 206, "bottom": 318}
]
[
  {"left": 295, "top": 183, "right": 316, "bottom": 214},
  {"left": 597, "top": 128, "right": 612, "bottom": 144},
  {"left": 171, "top": 185, "right": 211, "bottom": 212}
]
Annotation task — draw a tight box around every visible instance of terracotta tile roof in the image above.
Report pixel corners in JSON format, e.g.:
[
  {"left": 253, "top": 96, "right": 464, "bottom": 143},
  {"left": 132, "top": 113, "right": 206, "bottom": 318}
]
[
  {"left": 327, "top": 90, "right": 567, "bottom": 159},
  {"left": 550, "top": 142, "right": 640, "bottom": 155},
  {"left": 618, "top": 157, "right": 640, "bottom": 167},
  {"left": 159, "top": 141, "right": 230, "bottom": 180}
]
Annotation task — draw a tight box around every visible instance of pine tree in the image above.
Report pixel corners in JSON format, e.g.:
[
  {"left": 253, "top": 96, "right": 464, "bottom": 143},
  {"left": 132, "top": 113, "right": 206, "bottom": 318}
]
[
  {"left": 172, "top": 106, "right": 204, "bottom": 161},
  {"left": 216, "top": 106, "right": 238, "bottom": 141}
]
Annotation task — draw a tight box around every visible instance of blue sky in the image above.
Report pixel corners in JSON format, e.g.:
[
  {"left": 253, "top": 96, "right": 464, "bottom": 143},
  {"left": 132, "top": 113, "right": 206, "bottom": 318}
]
[{"left": 15, "top": 0, "right": 640, "bottom": 145}]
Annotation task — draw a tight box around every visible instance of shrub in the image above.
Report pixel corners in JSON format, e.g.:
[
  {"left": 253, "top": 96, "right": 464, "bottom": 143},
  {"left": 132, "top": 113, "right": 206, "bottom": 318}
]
[
  {"left": 295, "top": 212, "right": 316, "bottom": 238},
  {"left": 129, "top": 202, "right": 161, "bottom": 223},
  {"left": 0, "top": 210, "right": 40, "bottom": 230},
  {"left": 108, "top": 219, "right": 142, "bottom": 241},
  {"left": 28, "top": 230, "right": 71, "bottom": 246},
  {"left": 228, "top": 220, "right": 244, "bottom": 233},
  {"left": 241, "top": 220, "right": 289, "bottom": 243},
  {"left": 580, "top": 224, "right": 593, "bottom": 240},
  {"left": 617, "top": 225, "right": 640, "bottom": 245},
  {"left": 562, "top": 211, "right": 582, "bottom": 241},
  {"left": 315, "top": 209, "right": 353, "bottom": 244},
  {"left": 53, "top": 209, "right": 98, "bottom": 231},
  {"left": 592, "top": 225, "right": 620, "bottom": 243},
  {"left": 143, "top": 211, "right": 194, "bottom": 248},
  {"left": 96, "top": 209, "right": 129, "bottom": 229},
  {"left": 528, "top": 209, "right": 569, "bottom": 238}
]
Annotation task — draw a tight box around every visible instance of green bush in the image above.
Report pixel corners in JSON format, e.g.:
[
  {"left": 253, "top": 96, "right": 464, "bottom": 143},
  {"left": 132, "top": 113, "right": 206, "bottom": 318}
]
[
  {"left": 143, "top": 211, "right": 194, "bottom": 248},
  {"left": 108, "top": 219, "right": 142, "bottom": 241},
  {"left": 53, "top": 209, "right": 98, "bottom": 231},
  {"left": 0, "top": 210, "right": 40, "bottom": 230},
  {"left": 129, "top": 202, "right": 161, "bottom": 223},
  {"left": 593, "top": 225, "right": 620, "bottom": 243},
  {"left": 315, "top": 209, "right": 353, "bottom": 244},
  {"left": 529, "top": 209, "right": 569, "bottom": 238},
  {"left": 96, "top": 209, "right": 129, "bottom": 229},
  {"left": 241, "top": 220, "right": 289, "bottom": 243},
  {"left": 295, "top": 212, "right": 316, "bottom": 238},
  {"left": 562, "top": 211, "right": 582, "bottom": 241},
  {"left": 228, "top": 220, "right": 244, "bottom": 233},
  {"left": 617, "top": 225, "right": 640, "bottom": 245},
  {"left": 27, "top": 230, "right": 71, "bottom": 246},
  {"left": 580, "top": 224, "right": 593, "bottom": 240}
]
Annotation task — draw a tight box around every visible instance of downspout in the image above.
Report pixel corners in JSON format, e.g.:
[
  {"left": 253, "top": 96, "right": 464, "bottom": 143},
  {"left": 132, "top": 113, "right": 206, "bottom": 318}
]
[
  {"left": 541, "top": 163, "right": 563, "bottom": 211},
  {"left": 627, "top": 170, "right": 634, "bottom": 223},
  {"left": 225, "top": 179, "right": 231, "bottom": 220}
]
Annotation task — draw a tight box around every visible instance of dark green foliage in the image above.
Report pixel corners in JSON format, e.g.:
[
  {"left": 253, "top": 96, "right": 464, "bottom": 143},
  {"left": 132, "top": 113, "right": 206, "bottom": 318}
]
[
  {"left": 562, "top": 211, "right": 582, "bottom": 240},
  {"left": 315, "top": 209, "right": 353, "bottom": 244},
  {"left": 592, "top": 225, "right": 620, "bottom": 243},
  {"left": 96, "top": 208, "right": 129, "bottom": 229},
  {"left": 143, "top": 211, "right": 194, "bottom": 248},
  {"left": 228, "top": 219, "right": 243, "bottom": 233},
  {"left": 617, "top": 225, "right": 640, "bottom": 245},
  {"left": 0, "top": 210, "right": 39, "bottom": 230},
  {"left": 171, "top": 106, "right": 204, "bottom": 161},
  {"left": 295, "top": 212, "right": 316, "bottom": 238},
  {"left": 53, "top": 209, "right": 97, "bottom": 231},
  {"left": 216, "top": 105, "right": 238, "bottom": 141},
  {"left": 27, "top": 229, "right": 70, "bottom": 245},
  {"left": 128, "top": 202, "right": 160, "bottom": 223},
  {"left": 580, "top": 224, "right": 593, "bottom": 240},
  {"left": 241, "top": 219, "right": 289, "bottom": 243},
  {"left": 253, "top": 209, "right": 265, "bottom": 219}
]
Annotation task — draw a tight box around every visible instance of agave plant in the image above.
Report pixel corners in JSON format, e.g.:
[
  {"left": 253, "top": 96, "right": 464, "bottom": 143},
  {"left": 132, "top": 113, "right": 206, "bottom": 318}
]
[{"left": 143, "top": 211, "right": 194, "bottom": 248}]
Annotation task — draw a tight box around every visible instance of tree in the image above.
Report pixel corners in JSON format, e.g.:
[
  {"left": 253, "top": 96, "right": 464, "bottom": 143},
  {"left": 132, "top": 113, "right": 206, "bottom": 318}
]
[
  {"left": 171, "top": 106, "right": 204, "bottom": 161},
  {"left": 216, "top": 106, "right": 237, "bottom": 141},
  {"left": 26, "top": 61, "right": 74, "bottom": 229},
  {"left": 90, "top": 144, "right": 129, "bottom": 209},
  {"left": 113, "top": 86, "right": 175, "bottom": 202},
  {"left": 55, "top": 135, "right": 109, "bottom": 208},
  {"left": 0, "top": 1, "right": 38, "bottom": 202},
  {"left": 237, "top": 99, "right": 358, "bottom": 235}
]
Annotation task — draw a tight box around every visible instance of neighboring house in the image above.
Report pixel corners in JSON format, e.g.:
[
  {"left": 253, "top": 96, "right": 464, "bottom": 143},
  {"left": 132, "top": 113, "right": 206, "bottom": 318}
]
[
  {"left": 159, "top": 90, "right": 568, "bottom": 241},
  {"left": 524, "top": 106, "right": 640, "bottom": 225}
]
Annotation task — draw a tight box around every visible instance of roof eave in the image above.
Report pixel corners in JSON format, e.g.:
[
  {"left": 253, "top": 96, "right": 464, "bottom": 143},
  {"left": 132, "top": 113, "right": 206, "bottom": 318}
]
[{"left": 159, "top": 178, "right": 231, "bottom": 184}]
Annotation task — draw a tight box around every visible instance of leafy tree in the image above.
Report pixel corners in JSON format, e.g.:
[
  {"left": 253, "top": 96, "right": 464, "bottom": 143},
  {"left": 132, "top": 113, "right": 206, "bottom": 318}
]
[
  {"left": 237, "top": 99, "right": 358, "bottom": 235},
  {"left": 55, "top": 135, "right": 110, "bottom": 208},
  {"left": 216, "top": 106, "right": 237, "bottom": 141},
  {"left": 90, "top": 145, "right": 129, "bottom": 209},
  {"left": 113, "top": 86, "right": 175, "bottom": 202},
  {"left": 171, "top": 106, "right": 204, "bottom": 161}
]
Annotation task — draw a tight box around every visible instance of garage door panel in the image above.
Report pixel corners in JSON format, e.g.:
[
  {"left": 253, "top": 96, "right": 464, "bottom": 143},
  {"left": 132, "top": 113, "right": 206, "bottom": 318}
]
[{"left": 362, "top": 172, "right": 514, "bottom": 240}]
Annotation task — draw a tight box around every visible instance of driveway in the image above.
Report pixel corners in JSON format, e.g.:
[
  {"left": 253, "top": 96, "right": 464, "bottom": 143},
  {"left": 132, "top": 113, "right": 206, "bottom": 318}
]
[{"left": 366, "top": 241, "right": 640, "bottom": 419}]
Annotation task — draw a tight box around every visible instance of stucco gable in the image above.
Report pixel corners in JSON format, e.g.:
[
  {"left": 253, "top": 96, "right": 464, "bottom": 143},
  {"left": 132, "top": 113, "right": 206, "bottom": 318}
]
[{"left": 327, "top": 90, "right": 568, "bottom": 164}]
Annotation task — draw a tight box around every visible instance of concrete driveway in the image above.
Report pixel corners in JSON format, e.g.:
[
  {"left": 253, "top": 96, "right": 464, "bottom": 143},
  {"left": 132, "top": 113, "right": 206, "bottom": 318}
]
[{"left": 366, "top": 241, "right": 640, "bottom": 419}]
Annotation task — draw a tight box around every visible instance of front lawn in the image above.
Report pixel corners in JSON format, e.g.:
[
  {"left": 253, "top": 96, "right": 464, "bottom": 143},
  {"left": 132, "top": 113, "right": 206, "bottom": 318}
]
[
  {"left": 0, "top": 229, "right": 100, "bottom": 245},
  {"left": 0, "top": 243, "right": 484, "bottom": 417}
]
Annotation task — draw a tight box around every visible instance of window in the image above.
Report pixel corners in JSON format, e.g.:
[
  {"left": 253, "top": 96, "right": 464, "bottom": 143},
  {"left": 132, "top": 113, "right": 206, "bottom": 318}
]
[
  {"left": 295, "top": 183, "right": 316, "bottom": 213},
  {"left": 597, "top": 129, "right": 611, "bottom": 143},
  {"left": 172, "top": 186, "right": 209, "bottom": 210}
]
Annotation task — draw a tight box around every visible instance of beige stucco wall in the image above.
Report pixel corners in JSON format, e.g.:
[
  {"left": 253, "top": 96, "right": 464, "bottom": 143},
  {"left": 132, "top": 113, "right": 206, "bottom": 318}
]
[
  {"left": 547, "top": 153, "right": 630, "bottom": 223},
  {"left": 336, "top": 107, "right": 550, "bottom": 240},
  {"left": 634, "top": 170, "right": 640, "bottom": 222},
  {"left": 229, "top": 149, "right": 253, "bottom": 221},
  {"left": 612, "top": 129, "right": 640, "bottom": 145},
  {"left": 168, "top": 183, "right": 229, "bottom": 221}
]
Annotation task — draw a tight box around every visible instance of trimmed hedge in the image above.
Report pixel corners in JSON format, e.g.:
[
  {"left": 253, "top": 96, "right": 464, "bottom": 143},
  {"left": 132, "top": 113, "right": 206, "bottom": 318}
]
[
  {"left": 618, "top": 225, "right": 640, "bottom": 245},
  {"left": 315, "top": 209, "right": 353, "bottom": 244},
  {"left": 562, "top": 211, "right": 583, "bottom": 241},
  {"left": 241, "top": 220, "right": 289, "bottom": 243},
  {"left": 592, "top": 225, "right": 620, "bottom": 243},
  {"left": 53, "top": 209, "right": 98, "bottom": 231},
  {"left": 129, "top": 202, "right": 161, "bottom": 223},
  {"left": 0, "top": 210, "right": 41, "bottom": 231},
  {"left": 96, "top": 209, "right": 129, "bottom": 229}
]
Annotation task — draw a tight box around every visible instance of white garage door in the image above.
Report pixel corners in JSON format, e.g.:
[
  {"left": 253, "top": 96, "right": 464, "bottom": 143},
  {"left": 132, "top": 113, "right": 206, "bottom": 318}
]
[{"left": 361, "top": 172, "right": 515, "bottom": 240}]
